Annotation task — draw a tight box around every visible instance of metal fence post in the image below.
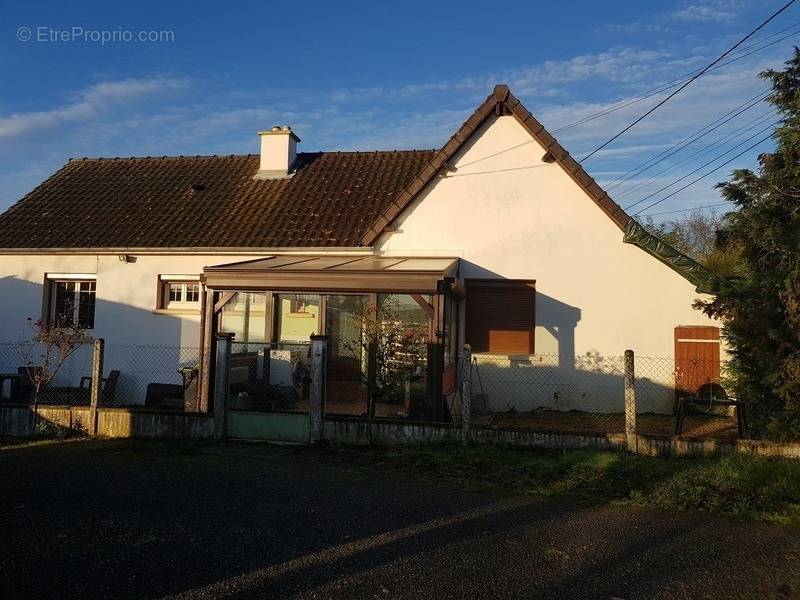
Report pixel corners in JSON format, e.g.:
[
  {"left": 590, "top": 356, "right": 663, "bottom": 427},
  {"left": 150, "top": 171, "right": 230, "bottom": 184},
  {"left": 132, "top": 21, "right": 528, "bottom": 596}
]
[
  {"left": 624, "top": 349, "right": 637, "bottom": 452},
  {"left": 461, "top": 344, "right": 472, "bottom": 445},
  {"left": 309, "top": 334, "right": 328, "bottom": 443},
  {"left": 213, "top": 333, "right": 233, "bottom": 440},
  {"left": 89, "top": 338, "right": 104, "bottom": 437}
]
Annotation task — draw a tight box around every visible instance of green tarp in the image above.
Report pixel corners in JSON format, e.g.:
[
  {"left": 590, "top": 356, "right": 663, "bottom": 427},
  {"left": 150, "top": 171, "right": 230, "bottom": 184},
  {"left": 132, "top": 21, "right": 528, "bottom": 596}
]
[{"left": 623, "top": 219, "right": 717, "bottom": 294}]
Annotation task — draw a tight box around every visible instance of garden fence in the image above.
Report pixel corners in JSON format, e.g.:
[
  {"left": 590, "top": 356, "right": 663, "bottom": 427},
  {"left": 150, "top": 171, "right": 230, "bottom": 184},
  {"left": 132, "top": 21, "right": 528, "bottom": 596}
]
[
  {"left": 467, "top": 352, "right": 739, "bottom": 438},
  {"left": 0, "top": 341, "right": 201, "bottom": 411}
]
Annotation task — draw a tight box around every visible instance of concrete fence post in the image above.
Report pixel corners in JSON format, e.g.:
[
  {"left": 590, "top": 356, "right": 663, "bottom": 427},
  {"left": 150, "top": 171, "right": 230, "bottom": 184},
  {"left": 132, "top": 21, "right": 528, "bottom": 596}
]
[
  {"left": 309, "top": 334, "right": 328, "bottom": 443},
  {"left": 624, "top": 349, "right": 637, "bottom": 453},
  {"left": 461, "top": 344, "right": 472, "bottom": 445},
  {"left": 89, "top": 338, "right": 104, "bottom": 437},
  {"left": 213, "top": 333, "right": 233, "bottom": 440}
]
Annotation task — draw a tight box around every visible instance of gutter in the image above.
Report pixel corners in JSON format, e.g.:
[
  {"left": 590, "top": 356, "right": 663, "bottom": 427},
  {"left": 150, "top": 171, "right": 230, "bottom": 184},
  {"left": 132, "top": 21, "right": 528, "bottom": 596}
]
[
  {"left": 622, "top": 219, "right": 717, "bottom": 294},
  {"left": 0, "top": 246, "right": 373, "bottom": 256}
]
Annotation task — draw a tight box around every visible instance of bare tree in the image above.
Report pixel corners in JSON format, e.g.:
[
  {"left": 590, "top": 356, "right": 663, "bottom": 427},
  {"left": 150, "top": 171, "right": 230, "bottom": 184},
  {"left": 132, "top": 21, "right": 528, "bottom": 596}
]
[
  {"left": 645, "top": 208, "right": 744, "bottom": 278},
  {"left": 16, "top": 313, "right": 90, "bottom": 435},
  {"left": 342, "top": 296, "right": 428, "bottom": 418},
  {"left": 644, "top": 208, "right": 724, "bottom": 260}
]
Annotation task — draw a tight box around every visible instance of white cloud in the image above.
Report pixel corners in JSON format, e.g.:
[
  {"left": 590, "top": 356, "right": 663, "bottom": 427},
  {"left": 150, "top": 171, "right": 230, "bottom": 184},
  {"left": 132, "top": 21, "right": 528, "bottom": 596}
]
[
  {"left": 0, "top": 77, "right": 188, "bottom": 139},
  {"left": 670, "top": 0, "right": 755, "bottom": 23},
  {"left": 673, "top": 5, "right": 737, "bottom": 23}
]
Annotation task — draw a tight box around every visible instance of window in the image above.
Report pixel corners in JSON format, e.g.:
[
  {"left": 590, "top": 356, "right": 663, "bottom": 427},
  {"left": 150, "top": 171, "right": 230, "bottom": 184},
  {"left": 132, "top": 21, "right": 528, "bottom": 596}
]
[
  {"left": 275, "top": 294, "right": 320, "bottom": 343},
  {"left": 49, "top": 280, "right": 96, "bottom": 328},
  {"left": 465, "top": 279, "right": 535, "bottom": 354},
  {"left": 219, "top": 292, "right": 270, "bottom": 343},
  {"left": 158, "top": 277, "right": 201, "bottom": 310}
]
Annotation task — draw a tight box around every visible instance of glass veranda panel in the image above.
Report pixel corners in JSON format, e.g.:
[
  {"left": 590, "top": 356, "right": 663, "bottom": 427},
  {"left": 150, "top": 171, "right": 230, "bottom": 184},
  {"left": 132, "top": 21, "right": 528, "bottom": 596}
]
[
  {"left": 220, "top": 292, "right": 313, "bottom": 414},
  {"left": 375, "top": 293, "right": 430, "bottom": 419},
  {"left": 324, "top": 294, "right": 369, "bottom": 417}
]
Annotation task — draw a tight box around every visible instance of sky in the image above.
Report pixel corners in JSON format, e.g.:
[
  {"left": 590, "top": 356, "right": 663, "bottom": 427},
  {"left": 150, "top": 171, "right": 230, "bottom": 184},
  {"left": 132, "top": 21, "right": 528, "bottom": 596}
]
[{"left": 0, "top": 0, "right": 798, "bottom": 221}]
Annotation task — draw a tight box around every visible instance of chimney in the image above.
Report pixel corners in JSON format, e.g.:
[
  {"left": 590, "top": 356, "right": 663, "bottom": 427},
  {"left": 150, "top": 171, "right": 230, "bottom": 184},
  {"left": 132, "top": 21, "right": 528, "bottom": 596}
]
[{"left": 255, "top": 125, "right": 300, "bottom": 179}]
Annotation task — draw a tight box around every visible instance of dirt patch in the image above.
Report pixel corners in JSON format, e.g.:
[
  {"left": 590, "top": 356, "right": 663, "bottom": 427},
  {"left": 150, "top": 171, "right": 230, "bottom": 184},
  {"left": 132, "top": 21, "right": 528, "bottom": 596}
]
[{"left": 474, "top": 409, "right": 739, "bottom": 439}]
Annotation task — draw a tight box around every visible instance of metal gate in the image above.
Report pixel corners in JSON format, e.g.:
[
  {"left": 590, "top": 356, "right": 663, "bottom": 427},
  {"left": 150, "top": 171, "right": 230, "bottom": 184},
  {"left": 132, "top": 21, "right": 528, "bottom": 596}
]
[{"left": 222, "top": 340, "right": 313, "bottom": 443}]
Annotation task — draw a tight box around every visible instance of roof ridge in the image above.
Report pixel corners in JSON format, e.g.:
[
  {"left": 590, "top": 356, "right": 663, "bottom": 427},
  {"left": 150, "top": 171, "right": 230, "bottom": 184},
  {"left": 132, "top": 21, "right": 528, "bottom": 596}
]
[{"left": 66, "top": 149, "right": 439, "bottom": 163}]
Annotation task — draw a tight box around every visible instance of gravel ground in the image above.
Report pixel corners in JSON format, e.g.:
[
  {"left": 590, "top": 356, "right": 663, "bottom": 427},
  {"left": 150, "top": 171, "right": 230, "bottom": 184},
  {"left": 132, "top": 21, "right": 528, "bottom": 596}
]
[{"left": 0, "top": 439, "right": 797, "bottom": 599}]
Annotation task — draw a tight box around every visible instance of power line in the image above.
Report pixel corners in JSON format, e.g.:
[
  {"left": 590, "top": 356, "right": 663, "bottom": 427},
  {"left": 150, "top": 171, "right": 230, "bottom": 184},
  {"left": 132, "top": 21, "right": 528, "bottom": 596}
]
[
  {"left": 455, "top": 22, "right": 797, "bottom": 172},
  {"left": 614, "top": 108, "right": 778, "bottom": 200},
  {"left": 639, "top": 202, "right": 732, "bottom": 218},
  {"left": 632, "top": 131, "right": 775, "bottom": 216},
  {"left": 552, "top": 24, "right": 799, "bottom": 136},
  {"left": 605, "top": 89, "right": 770, "bottom": 191},
  {"left": 578, "top": 0, "right": 798, "bottom": 164},
  {"left": 626, "top": 120, "right": 777, "bottom": 211}
]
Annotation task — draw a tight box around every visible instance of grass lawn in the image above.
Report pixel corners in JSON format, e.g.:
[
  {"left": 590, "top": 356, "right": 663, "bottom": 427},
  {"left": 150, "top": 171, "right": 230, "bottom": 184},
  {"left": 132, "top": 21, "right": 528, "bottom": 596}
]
[
  {"left": 2, "top": 437, "right": 799, "bottom": 525},
  {"left": 474, "top": 410, "right": 739, "bottom": 438},
  {"left": 322, "top": 442, "right": 800, "bottom": 524}
]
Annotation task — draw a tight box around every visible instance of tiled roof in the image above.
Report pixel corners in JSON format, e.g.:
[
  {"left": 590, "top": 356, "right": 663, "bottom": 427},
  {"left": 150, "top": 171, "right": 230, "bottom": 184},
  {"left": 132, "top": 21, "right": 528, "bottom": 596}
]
[{"left": 0, "top": 150, "right": 436, "bottom": 249}]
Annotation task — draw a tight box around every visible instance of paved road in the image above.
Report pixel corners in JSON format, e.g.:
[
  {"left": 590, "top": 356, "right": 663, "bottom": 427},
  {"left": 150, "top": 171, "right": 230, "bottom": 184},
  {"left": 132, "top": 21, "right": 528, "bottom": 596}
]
[{"left": 0, "top": 440, "right": 797, "bottom": 599}]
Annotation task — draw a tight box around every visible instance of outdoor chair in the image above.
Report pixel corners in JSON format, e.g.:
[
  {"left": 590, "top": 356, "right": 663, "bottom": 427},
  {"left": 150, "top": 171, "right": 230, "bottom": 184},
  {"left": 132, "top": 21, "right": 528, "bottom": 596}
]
[
  {"left": 80, "top": 370, "right": 121, "bottom": 405},
  {"left": 49, "top": 369, "right": 121, "bottom": 406},
  {"left": 10, "top": 367, "right": 41, "bottom": 403}
]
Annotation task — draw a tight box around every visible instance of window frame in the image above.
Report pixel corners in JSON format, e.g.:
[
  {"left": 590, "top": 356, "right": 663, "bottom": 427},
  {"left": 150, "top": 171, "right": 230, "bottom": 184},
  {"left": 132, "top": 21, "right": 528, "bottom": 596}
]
[
  {"left": 464, "top": 278, "right": 536, "bottom": 355},
  {"left": 45, "top": 275, "right": 97, "bottom": 329},
  {"left": 156, "top": 275, "right": 202, "bottom": 313}
]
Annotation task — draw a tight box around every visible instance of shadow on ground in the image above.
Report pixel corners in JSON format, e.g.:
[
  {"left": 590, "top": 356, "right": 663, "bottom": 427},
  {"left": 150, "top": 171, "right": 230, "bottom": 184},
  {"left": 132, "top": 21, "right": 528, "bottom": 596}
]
[{"left": 0, "top": 440, "right": 797, "bottom": 599}]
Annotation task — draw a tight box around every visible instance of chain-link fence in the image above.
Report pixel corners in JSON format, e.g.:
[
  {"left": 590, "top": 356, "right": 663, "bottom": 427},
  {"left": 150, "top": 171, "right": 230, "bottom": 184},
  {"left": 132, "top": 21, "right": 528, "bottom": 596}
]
[
  {"left": 469, "top": 353, "right": 626, "bottom": 434},
  {"left": 227, "top": 341, "right": 311, "bottom": 413},
  {"left": 635, "top": 355, "right": 740, "bottom": 439},
  {"left": 0, "top": 340, "right": 94, "bottom": 406},
  {"left": 0, "top": 341, "right": 201, "bottom": 411},
  {"left": 468, "top": 353, "right": 742, "bottom": 439},
  {"left": 1, "top": 336, "right": 745, "bottom": 440},
  {"left": 102, "top": 344, "right": 201, "bottom": 409}
]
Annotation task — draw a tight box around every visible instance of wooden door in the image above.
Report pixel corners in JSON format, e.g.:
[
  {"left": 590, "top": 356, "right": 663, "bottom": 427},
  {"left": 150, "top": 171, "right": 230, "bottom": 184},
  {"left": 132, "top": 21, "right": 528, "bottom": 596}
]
[{"left": 674, "top": 326, "right": 721, "bottom": 401}]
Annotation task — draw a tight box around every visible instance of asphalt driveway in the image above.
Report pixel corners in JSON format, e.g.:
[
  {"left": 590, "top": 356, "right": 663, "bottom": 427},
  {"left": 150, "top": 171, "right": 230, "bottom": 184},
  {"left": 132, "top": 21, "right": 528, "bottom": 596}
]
[{"left": 0, "top": 439, "right": 797, "bottom": 599}]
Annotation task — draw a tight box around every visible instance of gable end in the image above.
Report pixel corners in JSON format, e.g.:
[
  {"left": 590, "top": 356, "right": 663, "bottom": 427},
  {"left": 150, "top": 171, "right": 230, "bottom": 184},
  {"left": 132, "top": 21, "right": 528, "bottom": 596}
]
[{"left": 360, "top": 85, "right": 632, "bottom": 246}]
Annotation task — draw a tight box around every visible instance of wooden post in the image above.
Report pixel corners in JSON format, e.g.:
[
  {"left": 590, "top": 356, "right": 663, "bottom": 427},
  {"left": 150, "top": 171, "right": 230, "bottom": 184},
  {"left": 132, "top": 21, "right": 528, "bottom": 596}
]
[
  {"left": 461, "top": 344, "right": 472, "bottom": 445},
  {"left": 213, "top": 333, "right": 233, "bottom": 439},
  {"left": 199, "top": 288, "right": 215, "bottom": 413},
  {"left": 624, "top": 349, "right": 637, "bottom": 452},
  {"left": 89, "top": 338, "right": 104, "bottom": 437},
  {"left": 309, "top": 335, "right": 327, "bottom": 443}
]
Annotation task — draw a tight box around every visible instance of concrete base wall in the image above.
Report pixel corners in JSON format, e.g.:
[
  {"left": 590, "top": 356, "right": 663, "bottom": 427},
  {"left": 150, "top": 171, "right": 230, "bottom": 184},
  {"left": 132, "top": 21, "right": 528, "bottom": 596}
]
[
  {"left": 0, "top": 405, "right": 214, "bottom": 439},
  {"left": 323, "top": 418, "right": 461, "bottom": 445},
  {"left": 322, "top": 418, "right": 800, "bottom": 458},
  {"left": 4, "top": 405, "right": 800, "bottom": 459},
  {"left": 633, "top": 434, "right": 800, "bottom": 459}
]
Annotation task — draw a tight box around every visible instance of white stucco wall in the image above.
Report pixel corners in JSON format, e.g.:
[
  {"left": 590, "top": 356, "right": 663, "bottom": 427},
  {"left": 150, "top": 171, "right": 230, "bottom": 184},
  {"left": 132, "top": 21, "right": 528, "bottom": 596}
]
[
  {"left": 375, "top": 114, "right": 722, "bottom": 413},
  {"left": 0, "top": 253, "right": 270, "bottom": 404}
]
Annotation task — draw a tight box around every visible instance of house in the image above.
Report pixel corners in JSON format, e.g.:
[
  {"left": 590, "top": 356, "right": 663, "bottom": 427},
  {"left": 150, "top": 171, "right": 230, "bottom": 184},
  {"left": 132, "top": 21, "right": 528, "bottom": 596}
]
[{"left": 0, "top": 86, "right": 722, "bottom": 426}]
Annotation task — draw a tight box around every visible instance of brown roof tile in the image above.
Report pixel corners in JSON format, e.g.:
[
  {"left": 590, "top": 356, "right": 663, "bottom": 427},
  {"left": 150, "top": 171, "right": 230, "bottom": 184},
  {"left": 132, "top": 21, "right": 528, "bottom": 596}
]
[
  {"left": 0, "top": 150, "right": 435, "bottom": 249},
  {"left": 0, "top": 85, "right": 629, "bottom": 252}
]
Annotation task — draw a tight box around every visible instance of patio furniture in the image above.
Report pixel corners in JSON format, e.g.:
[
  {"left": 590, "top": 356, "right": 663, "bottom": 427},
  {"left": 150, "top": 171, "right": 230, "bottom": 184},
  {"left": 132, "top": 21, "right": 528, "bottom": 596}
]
[
  {"left": 674, "top": 393, "right": 748, "bottom": 437},
  {"left": 145, "top": 383, "right": 185, "bottom": 409},
  {"left": 0, "top": 372, "right": 21, "bottom": 402},
  {"left": 11, "top": 367, "right": 42, "bottom": 403},
  {"left": 44, "top": 370, "right": 121, "bottom": 406},
  {"left": 145, "top": 367, "right": 200, "bottom": 410}
]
